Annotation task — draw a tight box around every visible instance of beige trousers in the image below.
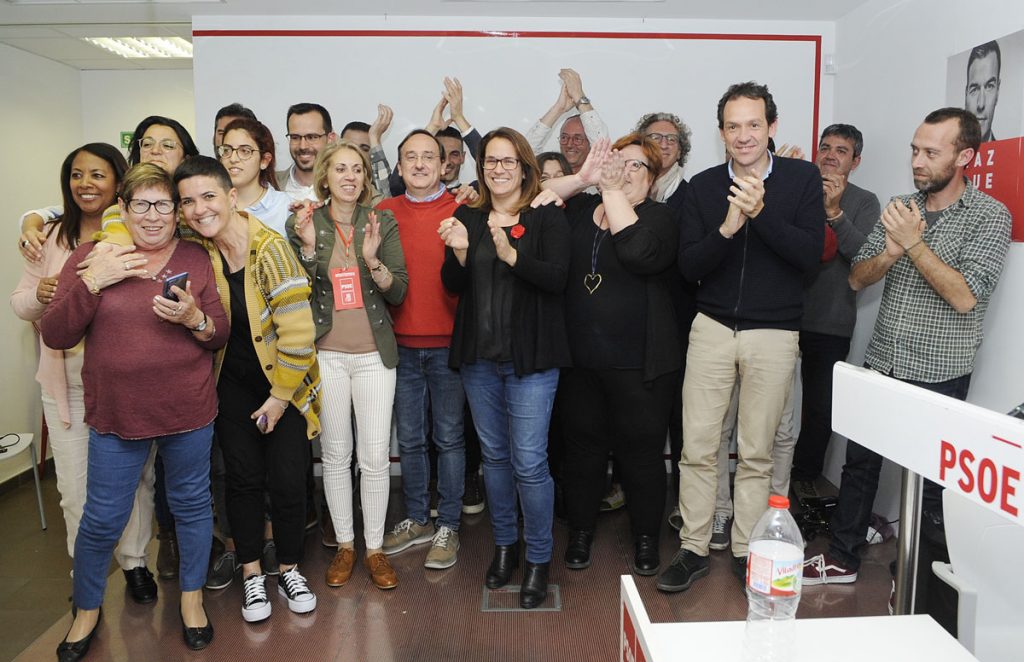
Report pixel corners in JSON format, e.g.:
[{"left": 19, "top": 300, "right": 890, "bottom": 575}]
[{"left": 678, "top": 314, "right": 798, "bottom": 556}]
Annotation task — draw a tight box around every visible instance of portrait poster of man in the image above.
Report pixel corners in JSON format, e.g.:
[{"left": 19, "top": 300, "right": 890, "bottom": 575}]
[{"left": 947, "top": 31, "right": 1024, "bottom": 240}]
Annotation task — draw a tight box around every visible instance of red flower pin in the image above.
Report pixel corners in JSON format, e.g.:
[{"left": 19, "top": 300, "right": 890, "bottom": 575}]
[{"left": 510, "top": 224, "right": 525, "bottom": 239}]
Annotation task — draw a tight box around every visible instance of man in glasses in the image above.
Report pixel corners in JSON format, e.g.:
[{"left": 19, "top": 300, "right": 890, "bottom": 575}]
[
  {"left": 276, "top": 103, "right": 337, "bottom": 201},
  {"left": 377, "top": 130, "right": 467, "bottom": 575},
  {"left": 526, "top": 68, "right": 608, "bottom": 175}
]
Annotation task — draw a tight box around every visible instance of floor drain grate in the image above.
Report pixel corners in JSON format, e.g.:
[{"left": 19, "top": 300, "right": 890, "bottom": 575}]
[{"left": 480, "top": 585, "right": 562, "bottom": 612}]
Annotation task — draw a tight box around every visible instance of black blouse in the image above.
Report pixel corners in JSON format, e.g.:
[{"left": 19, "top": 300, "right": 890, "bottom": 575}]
[{"left": 563, "top": 194, "right": 682, "bottom": 381}]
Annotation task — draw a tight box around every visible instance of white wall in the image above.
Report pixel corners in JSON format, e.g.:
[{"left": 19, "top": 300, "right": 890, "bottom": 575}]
[
  {"left": 0, "top": 62, "right": 192, "bottom": 486},
  {"left": 825, "top": 0, "right": 1024, "bottom": 521},
  {"left": 0, "top": 43, "right": 81, "bottom": 483},
  {"left": 80, "top": 69, "right": 195, "bottom": 149},
  {"left": 193, "top": 15, "right": 836, "bottom": 178}
]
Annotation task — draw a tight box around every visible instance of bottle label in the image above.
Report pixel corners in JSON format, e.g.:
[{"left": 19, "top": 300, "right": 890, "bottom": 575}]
[{"left": 747, "top": 549, "right": 802, "bottom": 597}]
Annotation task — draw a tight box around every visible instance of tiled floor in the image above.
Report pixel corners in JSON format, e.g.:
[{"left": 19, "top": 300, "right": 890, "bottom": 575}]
[{"left": 5, "top": 474, "right": 894, "bottom": 661}]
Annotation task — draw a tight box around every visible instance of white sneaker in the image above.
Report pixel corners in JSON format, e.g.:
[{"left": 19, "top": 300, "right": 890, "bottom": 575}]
[
  {"left": 241, "top": 573, "right": 272, "bottom": 623},
  {"left": 278, "top": 565, "right": 317, "bottom": 614}
]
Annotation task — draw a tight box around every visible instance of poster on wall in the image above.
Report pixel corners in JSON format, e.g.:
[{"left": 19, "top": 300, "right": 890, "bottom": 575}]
[{"left": 947, "top": 32, "right": 1024, "bottom": 241}]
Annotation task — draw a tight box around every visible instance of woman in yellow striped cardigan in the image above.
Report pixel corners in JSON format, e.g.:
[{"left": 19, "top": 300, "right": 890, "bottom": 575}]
[{"left": 104, "top": 155, "right": 321, "bottom": 625}]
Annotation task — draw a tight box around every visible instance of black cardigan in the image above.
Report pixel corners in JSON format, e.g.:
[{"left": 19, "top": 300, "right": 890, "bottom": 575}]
[{"left": 442, "top": 203, "right": 571, "bottom": 376}]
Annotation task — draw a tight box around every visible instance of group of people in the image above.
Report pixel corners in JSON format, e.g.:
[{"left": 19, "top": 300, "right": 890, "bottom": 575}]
[{"left": 11, "top": 67, "right": 1012, "bottom": 661}]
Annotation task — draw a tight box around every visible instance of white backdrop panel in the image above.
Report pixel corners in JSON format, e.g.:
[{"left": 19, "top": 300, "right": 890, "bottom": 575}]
[{"left": 193, "top": 16, "right": 823, "bottom": 177}]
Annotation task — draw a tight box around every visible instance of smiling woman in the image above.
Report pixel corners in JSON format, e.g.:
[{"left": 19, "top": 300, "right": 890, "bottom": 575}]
[
  {"left": 541, "top": 132, "right": 681, "bottom": 579},
  {"left": 217, "top": 118, "right": 292, "bottom": 236},
  {"left": 39, "top": 162, "right": 228, "bottom": 657},
  {"left": 439, "top": 127, "right": 571, "bottom": 609}
]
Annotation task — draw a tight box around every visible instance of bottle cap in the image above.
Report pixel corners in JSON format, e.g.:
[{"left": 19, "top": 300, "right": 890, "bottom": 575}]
[{"left": 768, "top": 495, "right": 790, "bottom": 509}]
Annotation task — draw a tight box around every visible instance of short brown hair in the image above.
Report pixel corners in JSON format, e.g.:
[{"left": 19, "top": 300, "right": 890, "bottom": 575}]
[
  {"left": 312, "top": 141, "right": 373, "bottom": 205},
  {"left": 121, "top": 162, "right": 174, "bottom": 203},
  {"left": 613, "top": 132, "right": 664, "bottom": 183},
  {"left": 471, "top": 127, "right": 541, "bottom": 214}
]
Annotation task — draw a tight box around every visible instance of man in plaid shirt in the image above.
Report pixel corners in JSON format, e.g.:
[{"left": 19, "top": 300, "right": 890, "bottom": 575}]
[{"left": 803, "top": 108, "right": 1012, "bottom": 595}]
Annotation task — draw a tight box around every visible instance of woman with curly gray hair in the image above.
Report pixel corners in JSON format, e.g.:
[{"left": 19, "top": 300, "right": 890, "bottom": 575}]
[{"left": 634, "top": 113, "right": 692, "bottom": 208}]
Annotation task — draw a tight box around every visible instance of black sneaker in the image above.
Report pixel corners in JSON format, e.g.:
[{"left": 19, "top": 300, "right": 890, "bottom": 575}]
[
  {"left": 261, "top": 540, "right": 279, "bottom": 576},
  {"left": 241, "top": 574, "right": 271, "bottom": 623},
  {"left": 462, "top": 472, "right": 486, "bottom": 515},
  {"left": 656, "top": 548, "right": 709, "bottom": 593},
  {"left": 732, "top": 555, "right": 747, "bottom": 588},
  {"left": 278, "top": 566, "right": 317, "bottom": 614},
  {"left": 205, "top": 550, "right": 238, "bottom": 590}
]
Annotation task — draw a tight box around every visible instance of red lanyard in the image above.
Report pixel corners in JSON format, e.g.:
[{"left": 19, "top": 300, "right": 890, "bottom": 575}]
[{"left": 334, "top": 222, "right": 355, "bottom": 256}]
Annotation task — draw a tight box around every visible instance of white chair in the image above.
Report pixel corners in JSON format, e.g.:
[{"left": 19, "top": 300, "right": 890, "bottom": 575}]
[
  {"left": 0, "top": 433, "right": 46, "bottom": 529},
  {"left": 932, "top": 490, "right": 1024, "bottom": 662}
]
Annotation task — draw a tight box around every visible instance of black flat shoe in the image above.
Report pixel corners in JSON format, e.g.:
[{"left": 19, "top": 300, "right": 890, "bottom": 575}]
[
  {"left": 181, "top": 605, "right": 214, "bottom": 650},
  {"left": 520, "top": 562, "right": 549, "bottom": 609},
  {"left": 485, "top": 543, "right": 519, "bottom": 589},
  {"left": 123, "top": 567, "right": 157, "bottom": 604},
  {"left": 564, "top": 529, "right": 594, "bottom": 570},
  {"left": 57, "top": 608, "right": 101, "bottom": 662},
  {"left": 633, "top": 534, "right": 660, "bottom": 576}
]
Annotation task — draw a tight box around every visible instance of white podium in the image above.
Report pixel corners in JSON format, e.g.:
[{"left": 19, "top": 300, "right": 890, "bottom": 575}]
[{"left": 619, "top": 575, "right": 975, "bottom": 661}]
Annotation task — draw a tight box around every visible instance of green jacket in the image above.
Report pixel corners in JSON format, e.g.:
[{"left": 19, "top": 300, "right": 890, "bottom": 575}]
[{"left": 286, "top": 204, "right": 408, "bottom": 368}]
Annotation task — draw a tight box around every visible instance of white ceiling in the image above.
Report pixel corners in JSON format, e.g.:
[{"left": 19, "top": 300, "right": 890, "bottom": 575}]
[{"left": 0, "top": 0, "right": 870, "bottom": 70}]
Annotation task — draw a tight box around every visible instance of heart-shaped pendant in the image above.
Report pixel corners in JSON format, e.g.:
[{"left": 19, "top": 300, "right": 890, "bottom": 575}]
[{"left": 584, "top": 273, "right": 602, "bottom": 294}]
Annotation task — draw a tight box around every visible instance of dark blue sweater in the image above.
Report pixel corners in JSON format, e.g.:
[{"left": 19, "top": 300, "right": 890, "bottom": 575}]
[{"left": 678, "top": 157, "right": 825, "bottom": 330}]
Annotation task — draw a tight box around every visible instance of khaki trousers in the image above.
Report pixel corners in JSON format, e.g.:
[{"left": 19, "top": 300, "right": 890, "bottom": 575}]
[{"left": 678, "top": 313, "right": 798, "bottom": 556}]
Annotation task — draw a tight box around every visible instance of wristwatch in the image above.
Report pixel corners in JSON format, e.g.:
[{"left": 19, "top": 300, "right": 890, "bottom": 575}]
[
  {"left": 192, "top": 313, "right": 208, "bottom": 332},
  {"left": 576, "top": 96, "right": 591, "bottom": 107}
]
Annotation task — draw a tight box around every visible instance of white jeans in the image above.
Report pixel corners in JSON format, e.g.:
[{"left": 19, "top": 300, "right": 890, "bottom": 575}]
[{"left": 318, "top": 349, "right": 396, "bottom": 549}]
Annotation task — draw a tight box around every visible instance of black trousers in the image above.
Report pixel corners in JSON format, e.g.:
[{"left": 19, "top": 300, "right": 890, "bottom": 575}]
[
  {"left": 560, "top": 368, "right": 675, "bottom": 537},
  {"left": 217, "top": 375, "right": 311, "bottom": 567},
  {"left": 791, "top": 331, "right": 851, "bottom": 482}
]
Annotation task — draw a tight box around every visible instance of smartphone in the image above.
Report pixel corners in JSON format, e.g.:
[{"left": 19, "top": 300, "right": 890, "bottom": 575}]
[
  {"left": 256, "top": 414, "right": 269, "bottom": 434},
  {"left": 162, "top": 272, "right": 188, "bottom": 302}
]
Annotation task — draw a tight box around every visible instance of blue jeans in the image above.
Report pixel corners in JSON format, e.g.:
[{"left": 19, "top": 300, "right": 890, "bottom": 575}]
[
  {"left": 828, "top": 369, "right": 971, "bottom": 571},
  {"left": 74, "top": 425, "right": 213, "bottom": 609},
  {"left": 461, "top": 360, "right": 558, "bottom": 563},
  {"left": 394, "top": 346, "right": 465, "bottom": 530}
]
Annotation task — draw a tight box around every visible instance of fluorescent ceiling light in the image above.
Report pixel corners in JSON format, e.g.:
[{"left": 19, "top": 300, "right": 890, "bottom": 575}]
[{"left": 82, "top": 36, "right": 192, "bottom": 58}]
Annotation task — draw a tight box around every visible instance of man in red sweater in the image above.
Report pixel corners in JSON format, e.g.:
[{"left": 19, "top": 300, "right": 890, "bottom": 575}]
[{"left": 377, "top": 130, "right": 467, "bottom": 571}]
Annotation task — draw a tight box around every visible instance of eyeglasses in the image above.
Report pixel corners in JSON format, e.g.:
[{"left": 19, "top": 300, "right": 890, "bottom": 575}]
[
  {"left": 623, "top": 159, "right": 650, "bottom": 173},
  {"left": 645, "top": 132, "right": 680, "bottom": 145},
  {"left": 559, "top": 134, "right": 587, "bottom": 146},
  {"left": 138, "top": 137, "right": 180, "bottom": 152},
  {"left": 127, "top": 199, "right": 175, "bottom": 215},
  {"left": 216, "top": 144, "right": 257, "bottom": 160},
  {"left": 401, "top": 152, "right": 439, "bottom": 164},
  {"left": 286, "top": 132, "right": 327, "bottom": 143},
  {"left": 482, "top": 157, "right": 520, "bottom": 171}
]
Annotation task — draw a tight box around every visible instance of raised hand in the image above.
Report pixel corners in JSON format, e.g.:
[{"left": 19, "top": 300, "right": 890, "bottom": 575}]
[
  {"left": 369, "top": 104, "right": 393, "bottom": 144},
  {"left": 599, "top": 149, "right": 626, "bottom": 192},
  {"left": 727, "top": 172, "right": 766, "bottom": 219},
  {"left": 577, "top": 137, "right": 611, "bottom": 187},
  {"left": 362, "top": 211, "right": 382, "bottom": 263},
  {"left": 487, "top": 219, "right": 517, "bottom": 267},
  {"left": 438, "top": 217, "right": 469, "bottom": 251}
]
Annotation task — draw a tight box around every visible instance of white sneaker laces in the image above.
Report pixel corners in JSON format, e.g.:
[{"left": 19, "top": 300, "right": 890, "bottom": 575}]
[
  {"left": 281, "top": 567, "right": 311, "bottom": 596},
  {"left": 243, "top": 575, "right": 267, "bottom": 605},
  {"left": 433, "top": 526, "right": 453, "bottom": 549}
]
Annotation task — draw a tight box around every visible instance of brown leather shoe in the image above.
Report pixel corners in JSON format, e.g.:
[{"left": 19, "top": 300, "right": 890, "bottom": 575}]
[
  {"left": 364, "top": 553, "right": 398, "bottom": 590},
  {"left": 325, "top": 547, "right": 355, "bottom": 587}
]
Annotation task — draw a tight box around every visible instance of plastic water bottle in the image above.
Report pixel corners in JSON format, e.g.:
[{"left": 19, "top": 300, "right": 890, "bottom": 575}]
[{"left": 741, "top": 494, "right": 804, "bottom": 662}]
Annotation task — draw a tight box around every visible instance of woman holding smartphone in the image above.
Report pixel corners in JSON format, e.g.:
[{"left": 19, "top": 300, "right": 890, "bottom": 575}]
[{"left": 42, "top": 163, "right": 227, "bottom": 658}]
